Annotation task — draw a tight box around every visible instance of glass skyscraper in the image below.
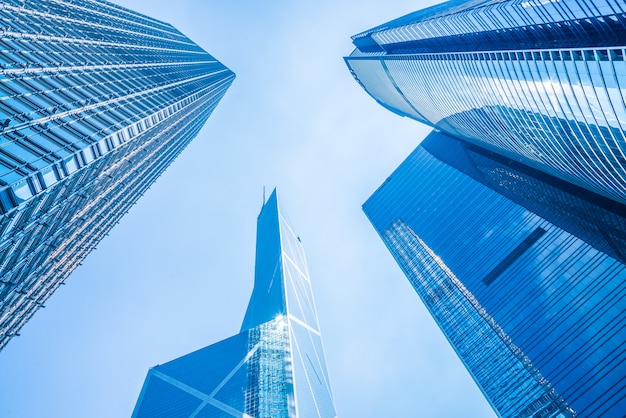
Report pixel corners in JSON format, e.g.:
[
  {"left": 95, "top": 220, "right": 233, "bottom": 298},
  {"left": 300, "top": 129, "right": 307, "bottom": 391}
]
[
  {"left": 349, "top": 1, "right": 626, "bottom": 416},
  {"left": 364, "top": 131, "right": 625, "bottom": 417},
  {"left": 421, "top": 130, "right": 626, "bottom": 265},
  {"left": 0, "top": 0, "right": 234, "bottom": 350},
  {"left": 133, "top": 190, "right": 337, "bottom": 418},
  {"left": 345, "top": 0, "right": 626, "bottom": 205}
]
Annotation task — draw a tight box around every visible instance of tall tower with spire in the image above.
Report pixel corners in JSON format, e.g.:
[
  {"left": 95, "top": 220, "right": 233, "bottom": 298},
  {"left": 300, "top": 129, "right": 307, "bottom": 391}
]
[{"left": 132, "top": 190, "right": 337, "bottom": 418}]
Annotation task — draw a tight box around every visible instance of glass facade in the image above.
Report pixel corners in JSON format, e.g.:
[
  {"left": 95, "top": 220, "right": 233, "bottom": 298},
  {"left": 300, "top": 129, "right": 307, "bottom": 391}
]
[
  {"left": 345, "top": 0, "right": 626, "bottom": 205},
  {"left": 363, "top": 131, "right": 626, "bottom": 417},
  {"left": 133, "top": 318, "right": 293, "bottom": 418},
  {"left": 133, "top": 190, "right": 337, "bottom": 418},
  {"left": 0, "top": 0, "right": 235, "bottom": 350},
  {"left": 421, "top": 133, "right": 626, "bottom": 265}
]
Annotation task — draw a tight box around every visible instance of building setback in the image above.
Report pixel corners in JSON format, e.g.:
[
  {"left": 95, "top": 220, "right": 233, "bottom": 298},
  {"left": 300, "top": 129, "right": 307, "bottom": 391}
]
[
  {"left": 0, "top": 0, "right": 234, "bottom": 350},
  {"left": 133, "top": 190, "right": 337, "bottom": 418},
  {"left": 364, "top": 131, "right": 625, "bottom": 417},
  {"left": 345, "top": 0, "right": 626, "bottom": 205},
  {"left": 347, "top": 1, "right": 626, "bottom": 415}
]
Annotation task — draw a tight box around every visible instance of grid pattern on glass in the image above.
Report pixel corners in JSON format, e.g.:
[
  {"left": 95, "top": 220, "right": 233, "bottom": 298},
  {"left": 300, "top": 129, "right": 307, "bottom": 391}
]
[
  {"left": 133, "top": 318, "right": 291, "bottom": 418},
  {"left": 383, "top": 219, "right": 574, "bottom": 418},
  {"left": 421, "top": 132, "right": 626, "bottom": 265},
  {"left": 347, "top": 45, "right": 626, "bottom": 204},
  {"left": 0, "top": 0, "right": 235, "bottom": 350},
  {"left": 240, "top": 190, "right": 336, "bottom": 417},
  {"left": 363, "top": 138, "right": 626, "bottom": 417},
  {"left": 277, "top": 201, "right": 335, "bottom": 418},
  {"left": 133, "top": 191, "right": 337, "bottom": 417}
]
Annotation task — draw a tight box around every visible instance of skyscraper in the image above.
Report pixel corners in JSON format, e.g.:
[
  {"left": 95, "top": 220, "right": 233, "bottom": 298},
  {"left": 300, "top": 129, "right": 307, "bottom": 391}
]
[
  {"left": 0, "top": 0, "right": 234, "bottom": 350},
  {"left": 364, "top": 131, "right": 626, "bottom": 417},
  {"left": 133, "top": 190, "right": 337, "bottom": 418},
  {"left": 421, "top": 129, "right": 626, "bottom": 265},
  {"left": 345, "top": 0, "right": 626, "bottom": 204}
]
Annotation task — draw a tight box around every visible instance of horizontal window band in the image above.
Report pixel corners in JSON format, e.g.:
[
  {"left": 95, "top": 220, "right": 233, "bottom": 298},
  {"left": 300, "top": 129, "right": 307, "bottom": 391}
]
[{"left": 483, "top": 227, "right": 547, "bottom": 286}]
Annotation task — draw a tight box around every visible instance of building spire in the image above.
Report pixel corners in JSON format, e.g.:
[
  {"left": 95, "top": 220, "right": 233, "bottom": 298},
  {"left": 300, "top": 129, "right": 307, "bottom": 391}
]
[{"left": 133, "top": 191, "right": 336, "bottom": 417}]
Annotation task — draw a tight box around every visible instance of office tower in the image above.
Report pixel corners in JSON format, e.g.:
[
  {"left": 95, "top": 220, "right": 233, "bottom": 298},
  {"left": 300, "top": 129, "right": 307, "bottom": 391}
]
[
  {"left": 364, "top": 131, "right": 626, "bottom": 417},
  {"left": 422, "top": 129, "right": 626, "bottom": 265},
  {"left": 133, "top": 190, "right": 337, "bottom": 418},
  {"left": 0, "top": 0, "right": 235, "bottom": 350},
  {"left": 345, "top": 0, "right": 626, "bottom": 205}
]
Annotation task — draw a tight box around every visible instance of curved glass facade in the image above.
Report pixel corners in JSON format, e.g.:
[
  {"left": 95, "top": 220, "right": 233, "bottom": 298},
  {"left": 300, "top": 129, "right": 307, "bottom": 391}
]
[
  {"left": 0, "top": 0, "right": 235, "bottom": 350},
  {"left": 133, "top": 191, "right": 337, "bottom": 418},
  {"left": 363, "top": 131, "right": 626, "bottom": 417},
  {"left": 346, "top": 0, "right": 626, "bottom": 205},
  {"left": 352, "top": 0, "right": 626, "bottom": 53}
]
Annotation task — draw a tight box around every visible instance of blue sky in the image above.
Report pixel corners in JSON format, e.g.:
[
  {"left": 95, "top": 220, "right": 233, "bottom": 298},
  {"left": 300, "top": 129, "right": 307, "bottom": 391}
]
[{"left": 0, "top": 1, "right": 496, "bottom": 416}]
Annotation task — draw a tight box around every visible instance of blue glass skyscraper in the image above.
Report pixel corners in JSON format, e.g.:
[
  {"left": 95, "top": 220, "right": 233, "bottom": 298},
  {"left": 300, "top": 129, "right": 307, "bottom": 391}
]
[
  {"left": 0, "top": 0, "right": 234, "bottom": 350},
  {"left": 133, "top": 190, "right": 337, "bottom": 418},
  {"left": 364, "top": 131, "right": 626, "bottom": 417},
  {"left": 345, "top": 0, "right": 626, "bottom": 205},
  {"left": 348, "top": 3, "right": 626, "bottom": 414},
  {"left": 421, "top": 131, "right": 626, "bottom": 265}
]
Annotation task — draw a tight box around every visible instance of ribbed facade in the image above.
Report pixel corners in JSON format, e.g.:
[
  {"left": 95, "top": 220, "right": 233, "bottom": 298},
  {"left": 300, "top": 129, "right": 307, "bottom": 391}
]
[
  {"left": 345, "top": 0, "right": 626, "bottom": 205},
  {"left": 364, "top": 131, "right": 626, "bottom": 417},
  {"left": 133, "top": 191, "right": 337, "bottom": 418},
  {"left": 0, "top": 0, "right": 235, "bottom": 350},
  {"left": 421, "top": 133, "right": 626, "bottom": 265},
  {"left": 383, "top": 220, "right": 573, "bottom": 418}
]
